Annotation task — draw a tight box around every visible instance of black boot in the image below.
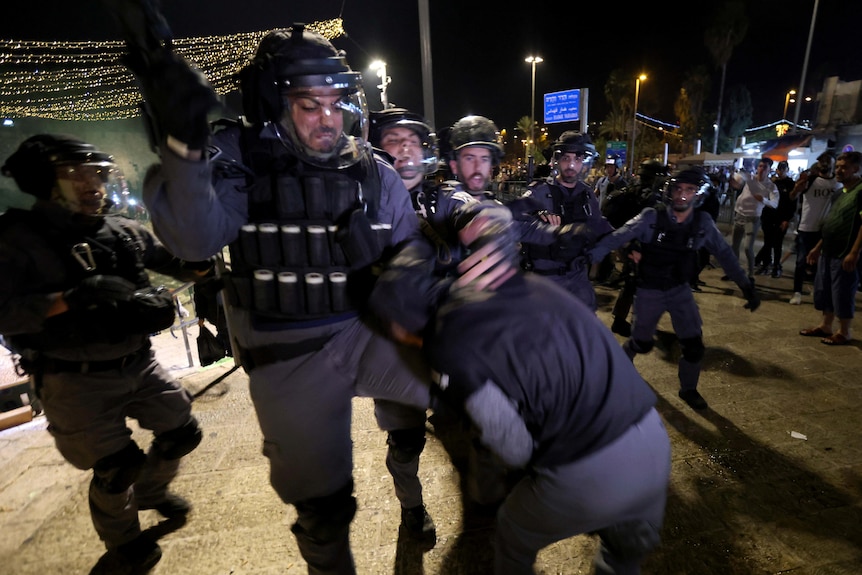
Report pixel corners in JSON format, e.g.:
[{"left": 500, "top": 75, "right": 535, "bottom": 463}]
[
  {"left": 400, "top": 504, "right": 436, "bottom": 544},
  {"left": 771, "top": 264, "right": 782, "bottom": 278},
  {"left": 611, "top": 318, "right": 632, "bottom": 337}
]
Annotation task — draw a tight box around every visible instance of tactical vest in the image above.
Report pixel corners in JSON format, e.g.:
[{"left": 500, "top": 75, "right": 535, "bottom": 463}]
[
  {"left": 637, "top": 205, "right": 702, "bottom": 290},
  {"left": 419, "top": 182, "right": 478, "bottom": 277},
  {"left": 522, "top": 182, "right": 591, "bottom": 263},
  {"left": 3, "top": 211, "right": 154, "bottom": 351},
  {"left": 411, "top": 180, "right": 439, "bottom": 220},
  {"left": 221, "top": 125, "right": 387, "bottom": 324}
]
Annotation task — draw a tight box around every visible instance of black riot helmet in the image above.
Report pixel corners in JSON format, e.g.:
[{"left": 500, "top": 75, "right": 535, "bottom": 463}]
[
  {"left": 637, "top": 159, "right": 668, "bottom": 187},
  {"left": 369, "top": 108, "right": 439, "bottom": 175},
  {"left": 2, "top": 134, "right": 115, "bottom": 201},
  {"left": 604, "top": 154, "right": 623, "bottom": 170},
  {"left": 448, "top": 115, "right": 504, "bottom": 164},
  {"left": 663, "top": 166, "right": 710, "bottom": 211},
  {"left": 552, "top": 131, "right": 598, "bottom": 167},
  {"left": 239, "top": 23, "right": 368, "bottom": 168}
]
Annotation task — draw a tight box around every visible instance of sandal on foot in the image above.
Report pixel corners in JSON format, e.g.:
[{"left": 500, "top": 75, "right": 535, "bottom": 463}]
[
  {"left": 821, "top": 334, "right": 851, "bottom": 346},
  {"left": 800, "top": 327, "right": 831, "bottom": 337}
]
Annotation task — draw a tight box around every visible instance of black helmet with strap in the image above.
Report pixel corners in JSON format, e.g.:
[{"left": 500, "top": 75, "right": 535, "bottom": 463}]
[
  {"left": 2, "top": 134, "right": 115, "bottom": 200},
  {"left": 448, "top": 115, "right": 504, "bottom": 164}
]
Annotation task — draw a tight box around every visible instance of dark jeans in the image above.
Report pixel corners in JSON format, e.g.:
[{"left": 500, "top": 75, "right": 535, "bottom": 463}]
[
  {"left": 793, "top": 230, "right": 822, "bottom": 293},
  {"left": 756, "top": 220, "right": 788, "bottom": 268}
]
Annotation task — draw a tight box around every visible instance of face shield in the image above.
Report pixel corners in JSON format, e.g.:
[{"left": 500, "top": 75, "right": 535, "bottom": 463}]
[
  {"left": 382, "top": 121, "right": 439, "bottom": 174},
  {"left": 666, "top": 181, "right": 707, "bottom": 212},
  {"left": 53, "top": 160, "right": 118, "bottom": 215},
  {"left": 553, "top": 151, "right": 591, "bottom": 183},
  {"left": 279, "top": 82, "right": 369, "bottom": 169}
]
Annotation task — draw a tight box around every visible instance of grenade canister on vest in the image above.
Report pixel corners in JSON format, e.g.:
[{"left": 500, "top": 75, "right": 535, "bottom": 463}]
[{"left": 224, "top": 158, "right": 390, "bottom": 322}]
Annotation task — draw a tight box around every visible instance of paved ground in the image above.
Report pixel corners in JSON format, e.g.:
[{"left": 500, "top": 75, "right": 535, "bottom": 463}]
[{"left": 1, "top": 250, "right": 862, "bottom": 574}]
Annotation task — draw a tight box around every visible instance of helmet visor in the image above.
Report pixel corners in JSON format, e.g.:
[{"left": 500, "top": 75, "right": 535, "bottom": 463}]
[
  {"left": 280, "top": 86, "right": 369, "bottom": 168},
  {"left": 53, "top": 160, "right": 118, "bottom": 214},
  {"left": 379, "top": 125, "right": 439, "bottom": 176}
]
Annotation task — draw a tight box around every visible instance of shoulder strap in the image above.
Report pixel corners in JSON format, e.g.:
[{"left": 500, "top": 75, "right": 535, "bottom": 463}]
[
  {"left": 349, "top": 149, "right": 381, "bottom": 220},
  {"left": 545, "top": 182, "right": 564, "bottom": 213}
]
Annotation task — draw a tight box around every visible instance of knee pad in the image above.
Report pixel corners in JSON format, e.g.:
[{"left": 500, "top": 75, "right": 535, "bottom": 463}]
[
  {"left": 597, "top": 519, "right": 662, "bottom": 561},
  {"left": 92, "top": 442, "right": 147, "bottom": 494},
  {"left": 679, "top": 336, "right": 705, "bottom": 363},
  {"left": 629, "top": 338, "right": 654, "bottom": 355},
  {"left": 387, "top": 427, "right": 426, "bottom": 464},
  {"left": 152, "top": 416, "right": 202, "bottom": 460},
  {"left": 292, "top": 481, "right": 357, "bottom": 543}
]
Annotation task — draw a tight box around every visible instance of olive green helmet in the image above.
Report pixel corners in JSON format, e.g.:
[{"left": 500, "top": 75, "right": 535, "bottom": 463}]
[{"left": 448, "top": 115, "right": 504, "bottom": 164}]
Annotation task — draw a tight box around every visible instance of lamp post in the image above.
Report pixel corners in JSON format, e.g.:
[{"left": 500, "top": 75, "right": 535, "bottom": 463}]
[
  {"left": 630, "top": 74, "right": 647, "bottom": 174},
  {"left": 783, "top": 89, "right": 797, "bottom": 120},
  {"left": 800, "top": 95, "right": 813, "bottom": 126},
  {"left": 369, "top": 60, "right": 391, "bottom": 109},
  {"left": 525, "top": 55, "right": 543, "bottom": 166}
]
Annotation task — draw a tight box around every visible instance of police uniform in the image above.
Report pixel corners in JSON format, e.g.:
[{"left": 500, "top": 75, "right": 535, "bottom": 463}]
[
  {"left": 519, "top": 179, "right": 613, "bottom": 310},
  {"left": 0, "top": 200, "right": 203, "bottom": 555},
  {"left": 425, "top": 273, "right": 670, "bottom": 574},
  {"left": 145, "top": 109, "right": 433, "bottom": 575},
  {"left": 589, "top": 203, "right": 753, "bottom": 402}
]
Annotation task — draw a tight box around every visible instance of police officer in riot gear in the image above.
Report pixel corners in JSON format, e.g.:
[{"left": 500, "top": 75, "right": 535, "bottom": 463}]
[
  {"left": 588, "top": 167, "right": 760, "bottom": 410},
  {"left": 595, "top": 153, "right": 628, "bottom": 208},
  {"left": 365, "top": 106, "right": 443, "bottom": 540},
  {"left": 133, "top": 24, "right": 437, "bottom": 572},
  {"left": 375, "top": 112, "right": 514, "bottom": 507},
  {"left": 369, "top": 108, "right": 438, "bottom": 189},
  {"left": 409, "top": 114, "right": 513, "bottom": 278},
  {"left": 431, "top": 116, "right": 586, "bottom": 290},
  {"left": 0, "top": 134, "right": 208, "bottom": 571},
  {"left": 369, "top": 107, "right": 439, "bottom": 218},
  {"left": 518, "top": 131, "right": 613, "bottom": 311},
  {"left": 603, "top": 159, "right": 670, "bottom": 335},
  {"left": 447, "top": 114, "right": 504, "bottom": 197}
]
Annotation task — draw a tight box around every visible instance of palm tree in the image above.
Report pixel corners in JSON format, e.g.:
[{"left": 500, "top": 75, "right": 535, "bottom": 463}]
[
  {"left": 597, "top": 109, "right": 629, "bottom": 142},
  {"left": 674, "top": 65, "right": 712, "bottom": 150},
  {"left": 704, "top": 0, "right": 748, "bottom": 153},
  {"left": 603, "top": 69, "right": 634, "bottom": 124},
  {"left": 515, "top": 115, "right": 545, "bottom": 165}
]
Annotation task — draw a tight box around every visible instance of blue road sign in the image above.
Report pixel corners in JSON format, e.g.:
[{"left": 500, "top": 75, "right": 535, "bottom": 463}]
[{"left": 544, "top": 89, "right": 580, "bottom": 124}]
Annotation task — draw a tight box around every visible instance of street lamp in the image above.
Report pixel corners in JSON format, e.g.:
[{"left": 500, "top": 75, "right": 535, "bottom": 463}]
[
  {"left": 630, "top": 74, "right": 647, "bottom": 174},
  {"left": 783, "top": 89, "right": 797, "bottom": 120},
  {"left": 525, "top": 55, "right": 543, "bottom": 165},
  {"left": 800, "top": 95, "right": 813, "bottom": 126},
  {"left": 369, "top": 60, "right": 391, "bottom": 109}
]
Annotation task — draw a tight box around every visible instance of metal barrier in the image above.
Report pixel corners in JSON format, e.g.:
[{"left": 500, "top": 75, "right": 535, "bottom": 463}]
[
  {"left": 169, "top": 282, "right": 197, "bottom": 368},
  {"left": 496, "top": 180, "right": 529, "bottom": 203}
]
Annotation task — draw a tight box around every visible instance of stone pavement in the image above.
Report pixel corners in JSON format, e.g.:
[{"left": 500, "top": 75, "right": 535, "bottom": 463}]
[{"left": 1, "top": 263, "right": 862, "bottom": 575}]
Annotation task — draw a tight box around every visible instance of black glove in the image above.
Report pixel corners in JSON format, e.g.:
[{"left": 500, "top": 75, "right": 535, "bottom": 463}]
[
  {"left": 741, "top": 276, "right": 761, "bottom": 312},
  {"left": 124, "top": 49, "right": 220, "bottom": 150},
  {"left": 63, "top": 275, "right": 137, "bottom": 312},
  {"left": 451, "top": 202, "right": 520, "bottom": 292}
]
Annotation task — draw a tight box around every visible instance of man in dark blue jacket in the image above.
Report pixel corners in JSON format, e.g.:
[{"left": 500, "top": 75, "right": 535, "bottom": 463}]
[{"left": 370, "top": 203, "right": 671, "bottom": 575}]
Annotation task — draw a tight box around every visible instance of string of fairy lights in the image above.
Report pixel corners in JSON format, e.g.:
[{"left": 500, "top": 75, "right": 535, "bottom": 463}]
[{"left": 0, "top": 18, "right": 345, "bottom": 121}]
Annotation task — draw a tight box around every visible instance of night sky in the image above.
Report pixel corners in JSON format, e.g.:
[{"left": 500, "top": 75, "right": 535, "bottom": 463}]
[{"left": 1, "top": 0, "right": 860, "bottom": 138}]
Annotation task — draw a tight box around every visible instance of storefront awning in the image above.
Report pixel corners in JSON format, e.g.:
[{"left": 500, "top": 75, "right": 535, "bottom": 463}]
[{"left": 761, "top": 134, "right": 812, "bottom": 161}]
